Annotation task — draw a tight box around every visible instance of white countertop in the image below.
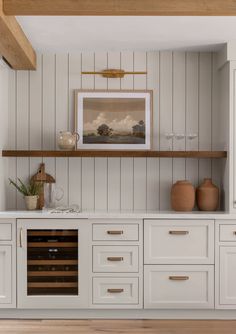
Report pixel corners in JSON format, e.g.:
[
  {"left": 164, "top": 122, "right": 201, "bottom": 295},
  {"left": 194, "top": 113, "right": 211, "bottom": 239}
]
[{"left": 0, "top": 210, "right": 234, "bottom": 220}]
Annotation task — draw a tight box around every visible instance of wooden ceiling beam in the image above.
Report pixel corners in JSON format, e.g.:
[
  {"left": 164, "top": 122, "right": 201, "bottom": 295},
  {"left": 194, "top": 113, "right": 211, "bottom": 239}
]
[
  {"left": 3, "top": 0, "right": 236, "bottom": 16},
  {"left": 0, "top": 0, "right": 36, "bottom": 69}
]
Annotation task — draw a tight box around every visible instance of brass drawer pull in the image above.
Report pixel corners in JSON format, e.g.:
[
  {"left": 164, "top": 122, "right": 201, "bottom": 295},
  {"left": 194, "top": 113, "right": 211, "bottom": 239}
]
[
  {"left": 107, "top": 288, "right": 124, "bottom": 293},
  {"left": 169, "top": 231, "right": 189, "bottom": 235},
  {"left": 107, "top": 256, "right": 124, "bottom": 262},
  {"left": 107, "top": 230, "right": 124, "bottom": 235},
  {"left": 169, "top": 276, "right": 189, "bottom": 281}
]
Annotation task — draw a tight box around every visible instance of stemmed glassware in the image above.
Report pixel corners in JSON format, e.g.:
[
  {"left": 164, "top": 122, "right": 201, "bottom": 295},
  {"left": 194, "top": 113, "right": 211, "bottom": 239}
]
[
  {"left": 164, "top": 133, "right": 198, "bottom": 151},
  {"left": 187, "top": 133, "right": 198, "bottom": 150},
  {"left": 175, "top": 133, "right": 185, "bottom": 151},
  {"left": 165, "top": 133, "right": 174, "bottom": 151}
]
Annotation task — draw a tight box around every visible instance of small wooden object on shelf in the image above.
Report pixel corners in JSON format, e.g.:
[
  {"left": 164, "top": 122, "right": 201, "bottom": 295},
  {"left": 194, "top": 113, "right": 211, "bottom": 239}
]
[{"left": 31, "top": 163, "right": 55, "bottom": 209}]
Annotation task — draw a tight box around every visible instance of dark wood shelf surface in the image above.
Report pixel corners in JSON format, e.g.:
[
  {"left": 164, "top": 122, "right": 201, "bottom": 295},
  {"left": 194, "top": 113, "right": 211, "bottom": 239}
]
[{"left": 2, "top": 150, "right": 227, "bottom": 158}]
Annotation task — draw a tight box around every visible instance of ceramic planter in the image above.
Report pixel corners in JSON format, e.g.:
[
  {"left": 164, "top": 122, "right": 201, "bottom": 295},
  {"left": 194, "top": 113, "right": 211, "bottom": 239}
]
[{"left": 25, "top": 195, "right": 38, "bottom": 210}]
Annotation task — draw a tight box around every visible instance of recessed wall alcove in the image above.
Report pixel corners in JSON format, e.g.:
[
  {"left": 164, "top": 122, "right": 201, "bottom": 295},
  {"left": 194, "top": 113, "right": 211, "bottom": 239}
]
[{"left": 4, "top": 51, "right": 225, "bottom": 211}]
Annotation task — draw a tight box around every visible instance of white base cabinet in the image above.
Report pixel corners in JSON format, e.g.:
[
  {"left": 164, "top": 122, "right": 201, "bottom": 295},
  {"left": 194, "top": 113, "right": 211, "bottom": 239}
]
[
  {"left": 91, "top": 219, "right": 143, "bottom": 309},
  {"left": 216, "top": 221, "right": 236, "bottom": 309},
  {"left": 144, "top": 265, "right": 214, "bottom": 309},
  {"left": 0, "top": 220, "right": 16, "bottom": 308},
  {"left": 219, "top": 246, "right": 236, "bottom": 305},
  {"left": 0, "top": 245, "right": 13, "bottom": 305},
  {"left": 144, "top": 219, "right": 215, "bottom": 309}
]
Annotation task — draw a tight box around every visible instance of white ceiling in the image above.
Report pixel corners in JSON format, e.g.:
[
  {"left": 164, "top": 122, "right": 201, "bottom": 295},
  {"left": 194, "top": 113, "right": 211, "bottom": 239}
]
[{"left": 16, "top": 16, "right": 236, "bottom": 52}]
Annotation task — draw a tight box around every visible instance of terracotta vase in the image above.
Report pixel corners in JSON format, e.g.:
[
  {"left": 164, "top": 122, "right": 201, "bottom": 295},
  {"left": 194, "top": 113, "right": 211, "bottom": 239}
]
[
  {"left": 171, "top": 180, "right": 195, "bottom": 212},
  {"left": 196, "top": 178, "right": 219, "bottom": 211}
]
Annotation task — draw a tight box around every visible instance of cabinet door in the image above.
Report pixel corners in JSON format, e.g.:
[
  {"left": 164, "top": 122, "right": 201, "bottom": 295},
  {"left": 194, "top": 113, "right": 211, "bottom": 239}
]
[
  {"left": 144, "top": 220, "right": 214, "bottom": 264},
  {"left": 0, "top": 245, "right": 12, "bottom": 306},
  {"left": 17, "top": 219, "right": 90, "bottom": 309},
  {"left": 220, "top": 246, "right": 236, "bottom": 305}
]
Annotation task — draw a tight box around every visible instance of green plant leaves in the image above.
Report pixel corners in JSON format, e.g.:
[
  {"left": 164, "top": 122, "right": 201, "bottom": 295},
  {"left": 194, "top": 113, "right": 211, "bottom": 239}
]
[{"left": 9, "top": 178, "right": 43, "bottom": 196}]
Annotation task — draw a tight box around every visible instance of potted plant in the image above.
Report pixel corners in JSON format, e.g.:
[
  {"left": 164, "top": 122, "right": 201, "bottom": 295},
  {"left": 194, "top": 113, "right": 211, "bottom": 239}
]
[{"left": 9, "top": 178, "right": 42, "bottom": 210}]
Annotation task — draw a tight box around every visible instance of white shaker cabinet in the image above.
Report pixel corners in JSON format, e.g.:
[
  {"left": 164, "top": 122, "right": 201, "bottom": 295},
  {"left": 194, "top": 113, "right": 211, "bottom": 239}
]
[
  {"left": 0, "top": 245, "right": 13, "bottom": 305},
  {"left": 0, "top": 220, "right": 16, "bottom": 308},
  {"left": 216, "top": 221, "right": 236, "bottom": 308},
  {"left": 144, "top": 219, "right": 215, "bottom": 309},
  {"left": 219, "top": 246, "right": 236, "bottom": 305}
]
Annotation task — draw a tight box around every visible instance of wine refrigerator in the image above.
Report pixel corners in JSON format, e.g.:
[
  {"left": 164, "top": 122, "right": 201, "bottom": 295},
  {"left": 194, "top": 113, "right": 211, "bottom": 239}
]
[{"left": 17, "top": 219, "right": 90, "bottom": 309}]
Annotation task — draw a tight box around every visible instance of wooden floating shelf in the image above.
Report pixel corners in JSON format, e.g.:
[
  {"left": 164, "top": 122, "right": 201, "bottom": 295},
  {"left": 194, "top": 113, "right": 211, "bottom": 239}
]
[{"left": 2, "top": 150, "right": 227, "bottom": 158}]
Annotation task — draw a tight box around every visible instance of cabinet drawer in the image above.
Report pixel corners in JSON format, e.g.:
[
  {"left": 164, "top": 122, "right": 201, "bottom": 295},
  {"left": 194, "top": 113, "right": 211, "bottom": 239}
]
[
  {"left": 144, "top": 220, "right": 214, "bottom": 264},
  {"left": 93, "top": 246, "right": 139, "bottom": 273},
  {"left": 144, "top": 265, "right": 214, "bottom": 309},
  {"left": 220, "top": 225, "right": 236, "bottom": 241},
  {"left": 93, "top": 277, "right": 139, "bottom": 305},
  {"left": 0, "top": 224, "right": 12, "bottom": 241},
  {"left": 93, "top": 224, "right": 139, "bottom": 241}
]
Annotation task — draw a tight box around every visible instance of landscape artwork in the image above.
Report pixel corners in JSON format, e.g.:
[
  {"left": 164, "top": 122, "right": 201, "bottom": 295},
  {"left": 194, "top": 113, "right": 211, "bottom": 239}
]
[{"left": 76, "top": 91, "right": 152, "bottom": 150}]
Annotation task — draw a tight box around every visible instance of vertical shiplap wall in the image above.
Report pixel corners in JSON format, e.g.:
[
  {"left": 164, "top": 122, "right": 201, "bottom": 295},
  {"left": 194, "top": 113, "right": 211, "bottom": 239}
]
[
  {"left": 0, "top": 62, "right": 9, "bottom": 210},
  {"left": 7, "top": 51, "right": 222, "bottom": 211}
]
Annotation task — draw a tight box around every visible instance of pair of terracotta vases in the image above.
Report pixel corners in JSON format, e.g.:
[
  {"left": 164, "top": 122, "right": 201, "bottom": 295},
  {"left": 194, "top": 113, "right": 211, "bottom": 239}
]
[{"left": 171, "top": 179, "right": 219, "bottom": 212}]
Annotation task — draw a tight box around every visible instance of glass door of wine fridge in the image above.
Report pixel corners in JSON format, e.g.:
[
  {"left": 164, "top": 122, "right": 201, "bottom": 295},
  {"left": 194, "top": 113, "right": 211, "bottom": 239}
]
[{"left": 17, "top": 219, "right": 90, "bottom": 309}]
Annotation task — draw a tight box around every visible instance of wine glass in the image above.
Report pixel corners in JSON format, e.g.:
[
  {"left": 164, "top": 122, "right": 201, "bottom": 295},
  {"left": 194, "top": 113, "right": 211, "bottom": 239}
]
[
  {"left": 165, "top": 133, "right": 174, "bottom": 151},
  {"left": 175, "top": 133, "right": 185, "bottom": 151},
  {"left": 187, "top": 133, "right": 198, "bottom": 150}
]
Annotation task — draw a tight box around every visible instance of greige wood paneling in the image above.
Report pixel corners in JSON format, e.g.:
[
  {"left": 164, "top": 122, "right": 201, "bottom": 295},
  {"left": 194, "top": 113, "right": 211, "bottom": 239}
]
[
  {"left": 81, "top": 52, "right": 95, "bottom": 211},
  {"left": 120, "top": 51, "right": 134, "bottom": 211},
  {"left": 107, "top": 52, "right": 121, "bottom": 211},
  {"left": 7, "top": 69, "right": 16, "bottom": 209},
  {"left": 16, "top": 71, "right": 30, "bottom": 209},
  {"left": 159, "top": 51, "right": 173, "bottom": 210},
  {"left": 7, "top": 51, "right": 222, "bottom": 211},
  {"left": 133, "top": 52, "right": 147, "bottom": 210}
]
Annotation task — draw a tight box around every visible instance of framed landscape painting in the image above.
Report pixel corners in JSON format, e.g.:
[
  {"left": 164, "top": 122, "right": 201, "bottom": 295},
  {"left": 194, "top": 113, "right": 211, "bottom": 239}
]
[{"left": 75, "top": 90, "right": 152, "bottom": 150}]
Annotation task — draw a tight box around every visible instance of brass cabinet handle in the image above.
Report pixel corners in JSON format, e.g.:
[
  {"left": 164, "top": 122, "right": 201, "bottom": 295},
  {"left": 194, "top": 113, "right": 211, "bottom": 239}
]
[
  {"left": 169, "top": 231, "right": 189, "bottom": 235},
  {"left": 169, "top": 276, "right": 189, "bottom": 281},
  {"left": 20, "top": 228, "right": 23, "bottom": 248},
  {"left": 107, "top": 230, "right": 124, "bottom": 235},
  {"left": 107, "top": 288, "right": 124, "bottom": 293},
  {"left": 107, "top": 256, "right": 124, "bottom": 262}
]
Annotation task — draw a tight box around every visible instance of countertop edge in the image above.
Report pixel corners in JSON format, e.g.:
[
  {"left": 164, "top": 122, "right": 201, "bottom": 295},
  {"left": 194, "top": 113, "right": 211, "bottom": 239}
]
[{"left": 0, "top": 211, "right": 234, "bottom": 220}]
